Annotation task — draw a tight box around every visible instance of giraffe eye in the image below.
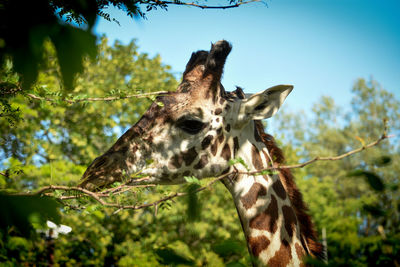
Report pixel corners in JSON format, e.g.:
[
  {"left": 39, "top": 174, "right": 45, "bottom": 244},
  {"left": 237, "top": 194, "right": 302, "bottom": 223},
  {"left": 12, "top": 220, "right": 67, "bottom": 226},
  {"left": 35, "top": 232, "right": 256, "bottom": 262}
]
[{"left": 177, "top": 119, "right": 206, "bottom": 135}]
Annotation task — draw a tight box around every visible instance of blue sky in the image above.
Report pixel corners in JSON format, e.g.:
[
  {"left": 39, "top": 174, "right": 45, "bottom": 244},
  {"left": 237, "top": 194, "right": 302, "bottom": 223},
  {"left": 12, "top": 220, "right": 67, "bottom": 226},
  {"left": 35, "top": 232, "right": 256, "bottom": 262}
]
[{"left": 94, "top": 0, "right": 400, "bottom": 113}]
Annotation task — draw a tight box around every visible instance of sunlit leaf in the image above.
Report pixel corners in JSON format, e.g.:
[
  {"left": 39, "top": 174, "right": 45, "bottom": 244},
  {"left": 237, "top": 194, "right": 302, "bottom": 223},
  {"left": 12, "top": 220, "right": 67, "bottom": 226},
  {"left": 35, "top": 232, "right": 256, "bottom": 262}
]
[
  {"left": 355, "top": 136, "right": 366, "bottom": 147},
  {"left": 184, "top": 176, "right": 200, "bottom": 184}
]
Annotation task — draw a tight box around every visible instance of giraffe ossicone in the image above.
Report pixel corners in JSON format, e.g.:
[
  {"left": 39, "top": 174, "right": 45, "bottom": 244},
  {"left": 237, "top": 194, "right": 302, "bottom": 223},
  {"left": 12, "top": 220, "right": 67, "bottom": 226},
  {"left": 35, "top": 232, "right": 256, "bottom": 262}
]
[{"left": 80, "top": 40, "right": 323, "bottom": 266}]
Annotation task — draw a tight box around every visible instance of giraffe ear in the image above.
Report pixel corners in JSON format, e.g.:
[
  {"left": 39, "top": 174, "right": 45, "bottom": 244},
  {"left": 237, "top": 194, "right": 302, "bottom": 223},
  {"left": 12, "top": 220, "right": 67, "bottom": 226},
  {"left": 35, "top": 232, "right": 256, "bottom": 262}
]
[{"left": 240, "top": 85, "right": 293, "bottom": 121}]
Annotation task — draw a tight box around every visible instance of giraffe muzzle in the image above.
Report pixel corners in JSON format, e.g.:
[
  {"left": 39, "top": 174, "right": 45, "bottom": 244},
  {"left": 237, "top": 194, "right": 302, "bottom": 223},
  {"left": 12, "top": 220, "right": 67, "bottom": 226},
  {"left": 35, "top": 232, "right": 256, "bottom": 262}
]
[{"left": 79, "top": 151, "right": 129, "bottom": 191}]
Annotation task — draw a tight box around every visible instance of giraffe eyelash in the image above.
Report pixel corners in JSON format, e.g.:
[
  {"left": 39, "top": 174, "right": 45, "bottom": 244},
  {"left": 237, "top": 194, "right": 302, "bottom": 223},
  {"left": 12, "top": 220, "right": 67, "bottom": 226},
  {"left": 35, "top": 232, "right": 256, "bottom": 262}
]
[{"left": 176, "top": 118, "right": 206, "bottom": 135}]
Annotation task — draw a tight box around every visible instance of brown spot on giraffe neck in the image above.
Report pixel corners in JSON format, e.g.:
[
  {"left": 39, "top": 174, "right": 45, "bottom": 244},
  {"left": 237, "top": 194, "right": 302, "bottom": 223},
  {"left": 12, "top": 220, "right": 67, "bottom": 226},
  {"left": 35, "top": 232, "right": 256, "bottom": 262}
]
[
  {"left": 194, "top": 154, "right": 208, "bottom": 169},
  {"left": 214, "top": 108, "right": 222, "bottom": 115},
  {"left": 272, "top": 179, "right": 287, "bottom": 200},
  {"left": 221, "top": 143, "right": 231, "bottom": 161},
  {"left": 249, "top": 236, "right": 270, "bottom": 257},
  {"left": 249, "top": 195, "right": 278, "bottom": 233},
  {"left": 268, "top": 239, "right": 292, "bottom": 267},
  {"left": 251, "top": 144, "right": 263, "bottom": 170},
  {"left": 240, "top": 183, "right": 267, "bottom": 210},
  {"left": 282, "top": 205, "right": 297, "bottom": 238},
  {"left": 225, "top": 124, "right": 231, "bottom": 132}
]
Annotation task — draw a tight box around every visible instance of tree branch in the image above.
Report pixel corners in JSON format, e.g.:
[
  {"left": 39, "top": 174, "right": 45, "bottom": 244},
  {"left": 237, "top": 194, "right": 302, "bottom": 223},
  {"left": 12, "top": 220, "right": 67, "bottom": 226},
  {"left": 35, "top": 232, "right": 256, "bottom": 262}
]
[
  {"left": 26, "top": 91, "right": 169, "bottom": 104},
  {"left": 6, "top": 132, "right": 392, "bottom": 212},
  {"left": 152, "top": 0, "right": 265, "bottom": 9},
  {"left": 243, "top": 133, "right": 394, "bottom": 176}
]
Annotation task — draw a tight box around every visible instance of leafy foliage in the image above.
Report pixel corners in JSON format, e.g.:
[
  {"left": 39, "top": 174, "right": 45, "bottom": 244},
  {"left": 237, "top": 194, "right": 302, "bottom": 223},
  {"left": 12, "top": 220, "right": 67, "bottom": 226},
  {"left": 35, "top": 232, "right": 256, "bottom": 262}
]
[
  {"left": 0, "top": 0, "right": 257, "bottom": 92},
  {"left": 1, "top": 37, "right": 177, "bottom": 166},
  {"left": 1, "top": 35, "right": 399, "bottom": 266}
]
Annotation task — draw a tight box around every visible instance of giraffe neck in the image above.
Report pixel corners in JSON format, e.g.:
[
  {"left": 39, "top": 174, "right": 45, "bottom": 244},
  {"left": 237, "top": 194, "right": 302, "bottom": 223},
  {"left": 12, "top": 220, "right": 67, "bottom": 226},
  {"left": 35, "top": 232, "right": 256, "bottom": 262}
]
[{"left": 222, "top": 122, "right": 306, "bottom": 267}]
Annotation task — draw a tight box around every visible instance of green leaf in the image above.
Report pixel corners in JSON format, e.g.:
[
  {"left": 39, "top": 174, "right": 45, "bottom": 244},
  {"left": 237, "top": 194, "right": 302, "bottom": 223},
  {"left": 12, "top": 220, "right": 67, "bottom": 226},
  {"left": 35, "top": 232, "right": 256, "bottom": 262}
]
[
  {"left": 226, "top": 262, "right": 247, "bottom": 267},
  {"left": 0, "top": 194, "right": 60, "bottom": 237},
  {"left": 374, "top": 155, "right": 392, "bottom": 167},
  {"left": 145, "top": 158, "right": 154, "bottom": 165},
  {"left": 228, "top": 157, "right": 249, "bottom": 171},
  {"left": 184, "top": 176, "right": 200, "bottom": 185},
  {"left": 348, "top": 170, "right": 385, "bottom": 191},
  {"left": 186, "top": 183, "right": 201, "bottom": 222},
  {"left": 50, "top": 25, "right": 97, "bottom": 90},
  {"left": 362, "top": 204, "right": 386, "bottom": 217},
  {"left": 155, "top": 248, "right": 194, "bottom": 265},
  {"left": 303, "top": 256, "right": 329, "bottom": 267},
  {"left": 212, "top": 239, "right": 244, "bottom": 257}
]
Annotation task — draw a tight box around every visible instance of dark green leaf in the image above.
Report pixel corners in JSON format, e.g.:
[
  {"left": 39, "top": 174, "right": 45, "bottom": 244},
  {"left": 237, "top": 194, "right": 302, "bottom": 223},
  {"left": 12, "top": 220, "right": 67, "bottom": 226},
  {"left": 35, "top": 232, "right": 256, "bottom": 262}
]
[
  {"left": 303, "top": 256, "right": 329, "bottom": 267},
  {"left": 212, "top": 239, "right": 244, "bottom": 257},
  {"left": 374, "top": 155, "right": 392, "bottom": 167},
  {"left": 226, "top": 262, "right": 247, "bottom": 267},
  {"left": 348, "top": 170, "right": 385, "bottom": 191},
  {"left": 0, "top": 194, "right": 60, "bottom": 237},
  {"left": 186, "top": 183, "right": 201, "bottom": 221},
  {"left": 155, "top": 248, "right": 194, "bottom": 265},
  {"left": 50, "top": 25, "right": 97, "bottom": 90},
  {"left": 362, "top": 204, "right": 386, "bottom": 217}
]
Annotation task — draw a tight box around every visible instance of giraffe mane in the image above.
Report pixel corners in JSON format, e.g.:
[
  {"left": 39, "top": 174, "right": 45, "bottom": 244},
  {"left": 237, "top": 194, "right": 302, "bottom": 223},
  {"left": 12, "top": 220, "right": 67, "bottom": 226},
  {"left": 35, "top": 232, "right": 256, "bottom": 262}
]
[{"left": 254, "top": 120, "right": 325, "bottom": 260}]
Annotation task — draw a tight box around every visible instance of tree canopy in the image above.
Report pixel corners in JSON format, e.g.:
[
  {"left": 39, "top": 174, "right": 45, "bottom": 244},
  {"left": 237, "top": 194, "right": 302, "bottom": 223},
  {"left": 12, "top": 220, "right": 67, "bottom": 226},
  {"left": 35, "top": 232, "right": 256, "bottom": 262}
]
[{"left": 0, "top": 0, "right": 262, "bottom": 92}]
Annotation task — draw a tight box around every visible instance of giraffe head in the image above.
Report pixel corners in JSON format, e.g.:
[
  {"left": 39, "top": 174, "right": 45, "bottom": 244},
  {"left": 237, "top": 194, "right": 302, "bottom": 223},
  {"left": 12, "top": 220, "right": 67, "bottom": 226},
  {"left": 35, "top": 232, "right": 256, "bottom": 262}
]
[{"left": 80, "top": 40, "right": 292, "bottom": 190}]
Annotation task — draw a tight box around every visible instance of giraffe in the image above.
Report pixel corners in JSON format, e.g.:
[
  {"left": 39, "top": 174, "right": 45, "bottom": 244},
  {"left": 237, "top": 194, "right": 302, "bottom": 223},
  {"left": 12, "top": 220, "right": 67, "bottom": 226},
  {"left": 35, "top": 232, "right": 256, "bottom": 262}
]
[{"left": 79, "top": 40, "right": 323, "bottom": 266}]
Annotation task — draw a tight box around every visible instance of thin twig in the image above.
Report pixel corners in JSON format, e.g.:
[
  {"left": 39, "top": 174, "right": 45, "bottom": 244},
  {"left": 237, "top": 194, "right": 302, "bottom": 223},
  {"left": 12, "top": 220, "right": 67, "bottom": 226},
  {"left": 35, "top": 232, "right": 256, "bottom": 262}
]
[
  {"left": 152, "top": 0, "right": 264, "bottom": 9},
  {"left": 26, "top": 91, "right": 169, "bottom": 104},
  {"left": 242, "top": 134, "right": 393, "bottom": 176}
]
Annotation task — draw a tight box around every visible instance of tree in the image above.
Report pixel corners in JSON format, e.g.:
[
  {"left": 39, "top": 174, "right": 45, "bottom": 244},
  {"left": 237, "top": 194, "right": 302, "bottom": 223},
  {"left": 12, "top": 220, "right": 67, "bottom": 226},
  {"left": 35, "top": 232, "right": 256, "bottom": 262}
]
[{"left": 0, "top": 0, "right": 262, "bottom": 92}]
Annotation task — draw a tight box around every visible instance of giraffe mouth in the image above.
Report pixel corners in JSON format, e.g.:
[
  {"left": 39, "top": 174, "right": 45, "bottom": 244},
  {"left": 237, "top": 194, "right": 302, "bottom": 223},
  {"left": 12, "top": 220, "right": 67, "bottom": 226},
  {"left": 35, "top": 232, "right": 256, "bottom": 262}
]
[
  {"left": 79, "top": 150, "right": 130, "bottom": 191},
  {"left": 79, "top": 169, "right": 124, "bottom": 191}
]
